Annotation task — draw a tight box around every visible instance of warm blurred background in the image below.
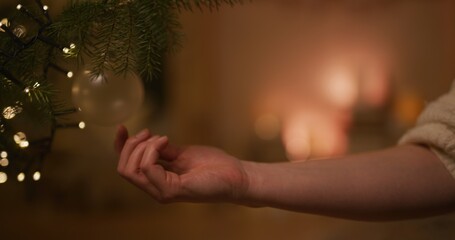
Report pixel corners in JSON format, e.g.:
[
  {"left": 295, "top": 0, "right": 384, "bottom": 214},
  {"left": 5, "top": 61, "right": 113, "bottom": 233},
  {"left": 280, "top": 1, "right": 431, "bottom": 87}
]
[{"left": 1, "top": 0, "right": 455, "bottom": 239}]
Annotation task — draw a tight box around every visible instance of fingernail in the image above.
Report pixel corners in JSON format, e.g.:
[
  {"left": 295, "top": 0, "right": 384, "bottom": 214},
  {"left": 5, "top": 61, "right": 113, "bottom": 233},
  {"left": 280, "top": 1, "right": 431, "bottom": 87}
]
[
  {"left": 136, "top": 129, "right": 149, "bottom": 138},
  {"left": 159, "top": 136, "right": 168, "bottom": 141}
]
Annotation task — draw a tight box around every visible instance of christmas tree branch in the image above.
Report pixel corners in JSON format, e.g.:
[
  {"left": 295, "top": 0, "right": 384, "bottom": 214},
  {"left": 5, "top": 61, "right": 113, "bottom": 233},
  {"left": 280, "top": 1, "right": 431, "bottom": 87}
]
[
  {"left": 0, "top": 0, "right": 245, "bottom": 184},
  {"left": 50, "top": 0, "right": 243, "bottom": 80}
]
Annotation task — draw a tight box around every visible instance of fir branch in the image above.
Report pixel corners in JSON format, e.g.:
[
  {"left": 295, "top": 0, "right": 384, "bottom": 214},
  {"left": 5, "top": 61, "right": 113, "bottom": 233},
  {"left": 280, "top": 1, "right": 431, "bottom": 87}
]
[
  {"left": 132, "top": 0, "right": 182, "bottom": 80},
  {"left": 111, "top": 2, "right": 138, "bottom": 75},
  {"left": 7, "top": 41, "right": 52, "bottom": 78},
  {"left": 23, "top": 75, "right": 53, "bottom": 105},
  {"left": 0, "top": 0, "right": 246, "bottom": 182},
  {"left": 172, "top": 0, "right": 244, "bottom": 11},
  {"left": 0, "top": 72, "right": 53, "bottom": 112},
  {"left": 48, "top": 1, "right": 105, "bottom": 64},
  {"left": 89, "top": 5, "right": 120, "bottom": 76}
]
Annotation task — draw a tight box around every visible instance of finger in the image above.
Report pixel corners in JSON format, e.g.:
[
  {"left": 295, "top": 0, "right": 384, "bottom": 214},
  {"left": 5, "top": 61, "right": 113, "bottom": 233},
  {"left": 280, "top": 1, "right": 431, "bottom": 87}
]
[
  {"left": 121, "top": 137, "right": 162, "bottom": 199},
  {"left": 124, "top": 135, "right": 161, "bottom": 176},
  {"left": 141, "top": 136, "right": 181, "bottom": 198},
  {"left": 117, "top": 129, "right": 150, "bottom": 173},
  {"left": 114, "top": 125, "right": 129, "bottom": 155},
  {"left": 141, "top": 136, "right": 168, "bottom": 169},
  {"left": 125, "top": 168, "right": 162, "bottom": 200},
  {"left": 159, "top": 141, "right": 181, "bottom": 161}
]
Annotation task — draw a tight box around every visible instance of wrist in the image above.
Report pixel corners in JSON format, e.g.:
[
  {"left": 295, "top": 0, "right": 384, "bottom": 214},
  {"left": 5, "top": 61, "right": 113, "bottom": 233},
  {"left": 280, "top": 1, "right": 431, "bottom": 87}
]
[{"left": 236, "top": 160, "right": 265, "bottom": 207}]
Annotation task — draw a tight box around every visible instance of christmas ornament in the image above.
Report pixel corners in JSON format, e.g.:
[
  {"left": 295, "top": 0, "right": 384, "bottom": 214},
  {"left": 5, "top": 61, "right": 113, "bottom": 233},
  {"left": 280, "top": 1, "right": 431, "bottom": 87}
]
[
  {"left": 0, "top": 0, "right": 242, "bottom": 184},
  {"left": 72, "top": 69, "right": 144, "bottom": 125}
]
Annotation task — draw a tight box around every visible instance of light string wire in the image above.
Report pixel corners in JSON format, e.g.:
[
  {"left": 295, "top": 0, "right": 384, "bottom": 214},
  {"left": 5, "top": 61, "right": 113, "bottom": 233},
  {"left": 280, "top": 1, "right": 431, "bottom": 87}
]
[{"left": 0, "top": 1, "right": 83, "bottom": 184}]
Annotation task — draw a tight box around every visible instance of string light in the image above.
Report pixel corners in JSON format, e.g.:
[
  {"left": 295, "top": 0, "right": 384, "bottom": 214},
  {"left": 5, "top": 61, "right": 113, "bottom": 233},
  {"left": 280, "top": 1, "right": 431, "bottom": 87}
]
[
  {"left": 0, "top": 172, "right": 7, "bottom": 184},
  {"left": 19, "top": 141, "right": 29, "bottom": 148},
  {"left": 0, "top": 151, "right": 8, "bottom": 167},
  {"left": 13, "top": 132, "right": 26, "bottom": 144},
  {"left": 0, "top": 158, "right": 9, "bottom": 167},
  {"left": 14, "top": 132, "right": 30, "bottom": 150},
  {"left": 3, "top": 106, "right": 17, "bottom": 119},
  {"left": 0, "top": 1, "right": 74, "bottom": 184},
  {"left": 33, "top": 171, "right": 41, "bottom": 181},
  {"left": 22, "top": 83, "right": 39, "bottom": 94},
  {"left": 17, "top": 172, "right": 25, "bottom": 182},
  {"left": 2, "top": 106, "right": 15, "bottom": 119},
  {"left": 0, "top": 18, "right": 8, "bottom": 27},
  {"left": 0, "top": 18, "right": 9, "bottom": 32},
  {"left": 78, "top": 121, "right": 86, "bottom": 129},
  {"left": 2, "top": 105, "right": 23, "bottom": 119},
  {"left": 49, "top": 63, "right": 73, "bottom": 78}
]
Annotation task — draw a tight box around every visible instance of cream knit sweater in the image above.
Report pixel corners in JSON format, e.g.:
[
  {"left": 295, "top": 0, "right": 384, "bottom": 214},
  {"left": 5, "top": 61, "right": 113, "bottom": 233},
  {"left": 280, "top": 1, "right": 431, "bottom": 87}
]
[{"left": 399, "top": 82, "right": 455, "bottom": 178}]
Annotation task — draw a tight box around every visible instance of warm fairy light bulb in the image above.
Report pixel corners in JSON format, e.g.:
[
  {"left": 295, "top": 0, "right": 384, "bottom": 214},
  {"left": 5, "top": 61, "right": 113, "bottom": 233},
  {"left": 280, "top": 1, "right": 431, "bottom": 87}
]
[
  {"left": 33, "top": 82, "right": 40, "bottom": 88},
  {"left": 19, "top": 140, "right": 29, "bottom": 148},
  {"left": 0, "top": 158, "right": 9, "bottom": 167},
  {"left": 3, "top": 105, "right": 23, "bottom": 119},
  {"left": 14, "top": 132, "right": 27, "bottom": 144},
  {"left": 24, "top": 87, "right": 30, "bottom": 93},
  {"left": 0, "top": 18, "right": 9, "bottom": 32},
  {"left": 2, "top": 106, "right": 16, "bottom": 119},
  {"left": 43, "top": 5, "right": 49, "bottom": 11},
  {"left": 17, "top": 172, "right": 25, "bottom": 182},
  {"left": 70, "top": 43, "right": 76, "bottom": 49},
  {"left": 78, "top": 121, "right": 86, "bottom": 129},
  {"left": 0, "top": 151, "right": 7, "bottom": 158},
  {"left": 67, "top": 71, "right": 74, "bottom": 78},
  {"left": 62, "top": 47, "right": 70, "bottom": 54},
  {"left": 0, "top": 18, "right": 8, "bottom": 26},
  {"left": 33, "top": 171, "right": 41, "bottom": 181},
  {"left": 0, "top": 172, "right": 7, "bottom": 184},
  {"left": 16, "top": 4, "right": 22, "bottom": 10}
]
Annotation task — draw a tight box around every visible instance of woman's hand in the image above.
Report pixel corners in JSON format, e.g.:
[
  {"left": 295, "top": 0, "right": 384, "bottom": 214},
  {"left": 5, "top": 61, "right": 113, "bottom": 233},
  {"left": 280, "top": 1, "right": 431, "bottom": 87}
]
[
  {"left": 114, "top": 126, "right": 250, "bottom": 203},
  {"left": 114, "top": 126, "right": 455, "bottom": 220}
]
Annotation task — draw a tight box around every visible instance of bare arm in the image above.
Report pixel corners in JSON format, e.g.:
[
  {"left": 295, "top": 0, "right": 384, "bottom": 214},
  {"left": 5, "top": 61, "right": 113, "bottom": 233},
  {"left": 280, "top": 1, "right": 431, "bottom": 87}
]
[
  {"left": 115, "top": 126, "right": 455, "bottom": 221},
  {"left": 241, "top": 145, "right": 455, "bottom": 220}
]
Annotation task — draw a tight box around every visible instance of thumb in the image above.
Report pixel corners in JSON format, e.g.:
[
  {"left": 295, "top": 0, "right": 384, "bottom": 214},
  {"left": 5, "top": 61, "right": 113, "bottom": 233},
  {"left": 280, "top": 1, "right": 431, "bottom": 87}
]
[{"left": 114, "top": 125, "right": 129, "bottom": 155}]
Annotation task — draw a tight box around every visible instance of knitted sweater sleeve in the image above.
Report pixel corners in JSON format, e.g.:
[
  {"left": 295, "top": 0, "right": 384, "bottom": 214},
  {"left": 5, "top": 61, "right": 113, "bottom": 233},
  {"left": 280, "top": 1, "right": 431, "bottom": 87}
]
[{"left": 399, "top": 83, "right": 455, "bottom": 179}]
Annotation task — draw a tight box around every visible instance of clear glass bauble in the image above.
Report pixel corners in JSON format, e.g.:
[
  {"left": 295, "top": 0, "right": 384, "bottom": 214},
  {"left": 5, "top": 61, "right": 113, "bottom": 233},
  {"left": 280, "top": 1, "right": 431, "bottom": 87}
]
[{"left": 72, "top": 69, "right": 144, "bottom": 125}]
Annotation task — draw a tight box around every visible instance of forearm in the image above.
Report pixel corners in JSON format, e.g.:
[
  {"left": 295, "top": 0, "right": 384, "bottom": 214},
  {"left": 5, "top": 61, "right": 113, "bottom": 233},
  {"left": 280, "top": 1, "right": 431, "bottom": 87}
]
[{"left": 240, "top": 145, "right": 455, "bottom": 220}]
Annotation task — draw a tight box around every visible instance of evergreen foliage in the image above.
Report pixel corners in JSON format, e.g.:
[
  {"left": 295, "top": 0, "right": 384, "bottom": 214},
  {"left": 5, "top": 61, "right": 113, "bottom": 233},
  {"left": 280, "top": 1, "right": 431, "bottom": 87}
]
[
  {"left": 0, "top": 0, "right": 242, "bottom": 182},
  {"left": 51, "top": 0, "right": 243, "bottom": 79}
]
